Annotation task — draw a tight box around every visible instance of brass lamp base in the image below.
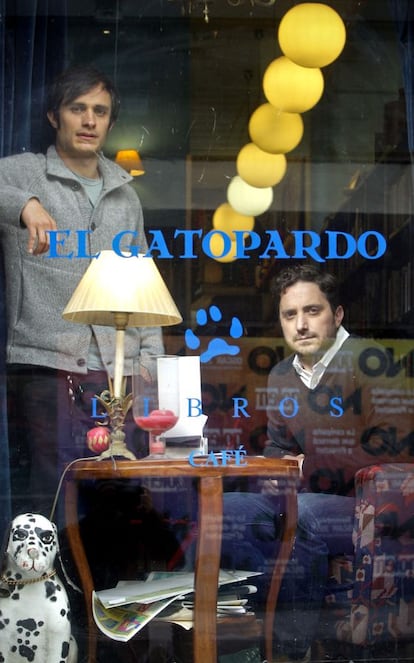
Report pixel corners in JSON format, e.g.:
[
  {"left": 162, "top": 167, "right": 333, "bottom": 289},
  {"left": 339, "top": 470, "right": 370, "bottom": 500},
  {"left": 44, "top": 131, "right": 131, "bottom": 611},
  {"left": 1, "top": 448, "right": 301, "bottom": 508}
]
[
  {"left": 94, "top": 389, "right": 136, "bottom": 460},
  {"left": 98, "top": 429, "right": 136, "bottom": 461}
]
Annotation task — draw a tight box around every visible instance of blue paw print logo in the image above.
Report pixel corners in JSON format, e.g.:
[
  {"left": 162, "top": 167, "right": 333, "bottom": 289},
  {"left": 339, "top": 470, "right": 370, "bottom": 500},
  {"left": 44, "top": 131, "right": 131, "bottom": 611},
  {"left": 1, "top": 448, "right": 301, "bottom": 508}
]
[{"left": 185, "top": 305, "right": 243, "bottom": 363}]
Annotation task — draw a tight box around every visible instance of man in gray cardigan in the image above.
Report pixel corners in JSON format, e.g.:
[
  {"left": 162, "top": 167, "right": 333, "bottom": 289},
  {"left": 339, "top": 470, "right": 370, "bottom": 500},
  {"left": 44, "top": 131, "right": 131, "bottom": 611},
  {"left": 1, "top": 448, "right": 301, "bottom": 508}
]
[{"left": 0, "top": 66, "right": 164, "bottom": 516}]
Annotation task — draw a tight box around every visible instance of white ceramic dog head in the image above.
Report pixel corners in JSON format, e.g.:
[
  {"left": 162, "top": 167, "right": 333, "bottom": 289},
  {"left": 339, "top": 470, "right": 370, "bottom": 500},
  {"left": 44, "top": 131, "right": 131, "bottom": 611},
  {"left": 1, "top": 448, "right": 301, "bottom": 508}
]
[{"left": 6, "top": 513, "right": 58, "bottom": 578}]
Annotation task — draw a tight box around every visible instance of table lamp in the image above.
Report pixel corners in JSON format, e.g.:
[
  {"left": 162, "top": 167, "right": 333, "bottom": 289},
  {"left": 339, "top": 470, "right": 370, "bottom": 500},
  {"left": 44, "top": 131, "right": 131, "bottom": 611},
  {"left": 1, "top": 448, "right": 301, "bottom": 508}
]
[{"left": 62, "top": 250, "right": 182, "bottom": 459}]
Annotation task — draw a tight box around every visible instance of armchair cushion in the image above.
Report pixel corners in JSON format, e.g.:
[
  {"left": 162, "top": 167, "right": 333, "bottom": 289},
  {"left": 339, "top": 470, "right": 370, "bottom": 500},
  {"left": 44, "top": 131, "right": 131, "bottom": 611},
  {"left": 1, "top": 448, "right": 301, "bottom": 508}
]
[
  {"left": 319, "top": 463, "right": 414, "bottom": 647},
  {"left": 351, "top": 463, "right": 414, "bottom": 645}
]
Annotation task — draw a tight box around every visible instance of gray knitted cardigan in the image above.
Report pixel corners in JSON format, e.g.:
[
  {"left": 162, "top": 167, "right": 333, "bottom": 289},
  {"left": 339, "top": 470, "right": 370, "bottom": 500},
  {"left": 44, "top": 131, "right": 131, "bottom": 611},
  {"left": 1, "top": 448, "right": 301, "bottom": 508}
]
[{"left": 0, "top": 146, "right": 164, "bottom": 374}]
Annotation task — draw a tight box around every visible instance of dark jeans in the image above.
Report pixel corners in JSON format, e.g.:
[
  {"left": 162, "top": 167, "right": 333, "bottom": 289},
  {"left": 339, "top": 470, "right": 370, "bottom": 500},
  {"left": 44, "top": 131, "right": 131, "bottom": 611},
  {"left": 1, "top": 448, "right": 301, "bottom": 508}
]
[
  {"left": 7, "top": 364, "right": 146, "bottom": 519},
  {"left": 222, "top": 491, "right": 355, "bottom": 660}
]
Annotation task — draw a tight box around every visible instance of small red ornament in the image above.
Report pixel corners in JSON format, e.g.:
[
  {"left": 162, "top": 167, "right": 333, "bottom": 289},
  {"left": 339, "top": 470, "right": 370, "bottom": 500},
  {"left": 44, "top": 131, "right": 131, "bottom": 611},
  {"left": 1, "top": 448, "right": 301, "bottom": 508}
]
[{"left": 86, "top": 426, "right": 111, "bottom": 453}]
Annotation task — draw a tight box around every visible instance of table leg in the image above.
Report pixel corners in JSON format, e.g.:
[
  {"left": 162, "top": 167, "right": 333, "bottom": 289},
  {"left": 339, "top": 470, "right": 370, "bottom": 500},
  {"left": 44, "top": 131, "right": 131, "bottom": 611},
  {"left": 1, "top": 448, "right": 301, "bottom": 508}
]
[
  {"left": 64, "top": 480, "right": 97, "bottom": 663},
  {"left": 264, "top": 481, "right": 298, "bottom": 663},
  {"left": 193, "top": 475, "right": 223, "bottom": 663}
]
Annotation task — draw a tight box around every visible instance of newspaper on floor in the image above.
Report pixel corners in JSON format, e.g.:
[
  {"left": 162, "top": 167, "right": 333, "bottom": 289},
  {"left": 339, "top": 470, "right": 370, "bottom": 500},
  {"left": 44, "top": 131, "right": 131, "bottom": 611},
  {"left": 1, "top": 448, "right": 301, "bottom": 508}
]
[
  {"left": 93, "top": 570, "right": 262, "bottom": 640},
  {"left": 92, "top": 592, "right": 179, "bottom": 642},
  {"left": 95, "top": 569, "right": 261, "bottom": 609}
]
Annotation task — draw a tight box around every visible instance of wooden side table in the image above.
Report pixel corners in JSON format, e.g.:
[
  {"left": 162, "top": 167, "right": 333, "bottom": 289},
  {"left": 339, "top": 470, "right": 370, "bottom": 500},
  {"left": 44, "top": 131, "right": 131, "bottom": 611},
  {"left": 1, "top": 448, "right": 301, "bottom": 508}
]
[{"left": 64, "top": 457, "right": 299, "bottom": 663}]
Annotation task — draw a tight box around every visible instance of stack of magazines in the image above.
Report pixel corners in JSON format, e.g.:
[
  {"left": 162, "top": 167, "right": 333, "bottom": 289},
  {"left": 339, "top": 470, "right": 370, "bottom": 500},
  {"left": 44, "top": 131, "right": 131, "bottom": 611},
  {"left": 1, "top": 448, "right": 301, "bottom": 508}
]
[{"left": 93, "top": 570, "right": 261, "bottom": 642}]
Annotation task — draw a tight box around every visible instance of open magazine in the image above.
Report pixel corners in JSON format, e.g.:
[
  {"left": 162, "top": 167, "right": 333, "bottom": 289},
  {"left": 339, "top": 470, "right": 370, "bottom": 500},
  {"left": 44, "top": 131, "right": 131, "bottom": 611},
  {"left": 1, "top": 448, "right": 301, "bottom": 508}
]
[
  {"left": 92, "top": 593, "right": 180, "bottom": 642},
  {"left": 93, "top": 570, "right": 261, "bottom": 642}
]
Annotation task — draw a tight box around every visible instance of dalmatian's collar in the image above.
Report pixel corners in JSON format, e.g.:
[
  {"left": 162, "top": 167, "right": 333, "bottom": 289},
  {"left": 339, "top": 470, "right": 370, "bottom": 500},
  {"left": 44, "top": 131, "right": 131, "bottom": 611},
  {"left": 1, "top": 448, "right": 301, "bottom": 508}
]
[{"left": 1, "top": 569, "right": 57, "bottom": 587}]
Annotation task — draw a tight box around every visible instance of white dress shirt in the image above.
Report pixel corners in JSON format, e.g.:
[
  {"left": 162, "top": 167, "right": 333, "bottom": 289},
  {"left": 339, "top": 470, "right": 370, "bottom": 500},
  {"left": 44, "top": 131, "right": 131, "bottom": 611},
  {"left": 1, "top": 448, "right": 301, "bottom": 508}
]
[{"left": 292, "top": 325, "right": 350, "bottom": 389}]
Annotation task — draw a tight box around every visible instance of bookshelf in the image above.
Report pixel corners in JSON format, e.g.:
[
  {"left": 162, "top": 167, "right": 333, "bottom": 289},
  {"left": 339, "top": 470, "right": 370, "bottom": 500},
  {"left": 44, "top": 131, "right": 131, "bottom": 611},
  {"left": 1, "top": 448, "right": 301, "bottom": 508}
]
[{"left": 320, "top": 147, "right": 413, "bottom": 337}]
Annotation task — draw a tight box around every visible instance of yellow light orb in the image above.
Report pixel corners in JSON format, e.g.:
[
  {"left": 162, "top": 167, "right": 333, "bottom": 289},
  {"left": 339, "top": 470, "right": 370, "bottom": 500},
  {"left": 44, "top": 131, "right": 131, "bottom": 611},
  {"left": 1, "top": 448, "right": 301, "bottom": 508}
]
[
  {"left": 263, "top": 56, "right": 324, "bottom": 113},
  {"left": 208, "top": 233, "right": 239, "bottom": 263},
  {"left": 237, "top": 143, "right": 287, "bottom": 188},
  {"left": 249, "top": 104, "right": 304, "bottom": 154},
  {"left": 213, "top": 203, "right": 255, "bottom": 238},
  {"left": 227, "top": 176, "right": 273, "bottom": 217},
  {"left": 278, "top": 3, "right": 346, "bottom": 68}
]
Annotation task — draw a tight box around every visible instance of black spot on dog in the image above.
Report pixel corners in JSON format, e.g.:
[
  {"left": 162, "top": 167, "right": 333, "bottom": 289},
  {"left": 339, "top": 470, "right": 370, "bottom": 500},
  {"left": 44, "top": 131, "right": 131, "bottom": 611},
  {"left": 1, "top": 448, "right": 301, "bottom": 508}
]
[
  {"left": 0, "top": 615, "right": 10, "bottom": 629},
  {"left": 17, "top": 618, "right": 37, "bottom": 632},
  {"left": 45, "top": 581, "right": 57, "bottom": 599},
  {"left": 61, "top": 640, "right": 70, "bottom": 658},
  {"left": 19, "top": 643, "right": 35, "bottom": 661}
]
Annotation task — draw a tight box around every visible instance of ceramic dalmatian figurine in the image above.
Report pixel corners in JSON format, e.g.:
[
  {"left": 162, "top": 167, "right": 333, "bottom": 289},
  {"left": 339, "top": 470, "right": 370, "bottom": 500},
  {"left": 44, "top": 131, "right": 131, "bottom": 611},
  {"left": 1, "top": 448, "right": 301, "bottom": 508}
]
[{"left": 0, "top": 513, "right": 77, "bottom": 662}]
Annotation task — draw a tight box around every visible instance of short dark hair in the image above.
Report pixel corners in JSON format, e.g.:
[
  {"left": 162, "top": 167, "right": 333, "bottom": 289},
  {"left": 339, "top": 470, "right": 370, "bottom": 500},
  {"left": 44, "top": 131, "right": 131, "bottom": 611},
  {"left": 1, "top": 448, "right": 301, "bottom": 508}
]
[
  {"left": 47, "top": 65, "right": 120, "bottom": 124},
  {"left": 272, "top": 265, "right": 341, "bottom": 313}
]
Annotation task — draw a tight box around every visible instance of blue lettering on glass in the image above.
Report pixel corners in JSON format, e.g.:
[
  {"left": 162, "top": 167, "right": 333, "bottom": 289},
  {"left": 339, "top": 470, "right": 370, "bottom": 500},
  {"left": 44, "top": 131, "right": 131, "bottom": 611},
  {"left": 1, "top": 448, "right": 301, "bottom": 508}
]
[
  {"left": 286, "top": 230, "right": 323, "bottom": 263},
  {"left": 233, "top": 230, "right": 261, "bottom": 258},
  {"left": 357, "top": 231, "right": 387, "bottom": 259},
  {"left": 45, "top": 228, "right": 388, "bottom": 260},
  {"left": 330, "top": 397, "right": 344, "bottom": 417},
  {"left": 173, "top": 229, "right": 202, "bottom": 258},
  {"left": 144, "top": 230, "right": 173, "bottom": 258},
  {"left": 233, "top": 397, "right": 250, "bottom": 418},
  {"left": 112, "top": 230, "right": 140, "bottom": 256},
  {"left": 91, "top": 397, "right": 106, "bottom": 419},
  {"left": 202, "top": 230, "right": 232, "bottom": 259},
  {"left": 325, "top": 230, "right": 356, "bottom": 260},
  {"left": 76, "top": 230, "right": 99, "bottom": 259},
  {"left": 188, "top": 446, "right": 248, "bottom": 467},
  {"left": 187, "top": 398, "right": 203, "bottom": 417},
  {"left": 91, "top": 392, "right": 346, "bottom": 420},
  {"left": 259, "top": 231, "right": 289, "bottom": 259},
  {"left": 47, "top": 230, "right": 73, "bottom": 259},
  {"left": 279, "top": 397, "right": 299, "bottom": 418}
]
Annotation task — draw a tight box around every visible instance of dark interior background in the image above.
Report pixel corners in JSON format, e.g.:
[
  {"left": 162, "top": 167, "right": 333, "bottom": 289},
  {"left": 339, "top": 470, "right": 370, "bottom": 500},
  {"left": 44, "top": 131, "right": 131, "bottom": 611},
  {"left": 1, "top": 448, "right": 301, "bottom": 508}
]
[{"left": 2, "top": 0, "right": 413, "bottom": 339}]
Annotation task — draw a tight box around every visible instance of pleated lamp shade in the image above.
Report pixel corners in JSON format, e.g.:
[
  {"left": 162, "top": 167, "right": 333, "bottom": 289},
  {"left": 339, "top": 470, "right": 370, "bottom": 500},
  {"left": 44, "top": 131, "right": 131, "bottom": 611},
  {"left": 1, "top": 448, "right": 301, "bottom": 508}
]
[{"left": 62, "top": 251, "right": 182, "bottom": 328}]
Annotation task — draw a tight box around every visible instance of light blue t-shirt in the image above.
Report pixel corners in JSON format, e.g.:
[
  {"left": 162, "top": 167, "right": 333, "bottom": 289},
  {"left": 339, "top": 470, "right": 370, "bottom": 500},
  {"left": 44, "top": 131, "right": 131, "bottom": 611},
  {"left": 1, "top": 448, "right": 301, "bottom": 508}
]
[
  {"left": 75, "top": 172, "right": 104, "bottom": 208},
  {"left": 73, "top": 172, "right": 105, "bottom": 369}
]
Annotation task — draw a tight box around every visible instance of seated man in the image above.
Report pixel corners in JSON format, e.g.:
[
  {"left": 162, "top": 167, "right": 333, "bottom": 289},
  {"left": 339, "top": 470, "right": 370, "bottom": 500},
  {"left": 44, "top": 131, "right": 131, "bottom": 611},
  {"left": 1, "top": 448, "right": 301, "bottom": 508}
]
[{"left": 223, "top": 264, "right": 413, "bottom": 663}]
